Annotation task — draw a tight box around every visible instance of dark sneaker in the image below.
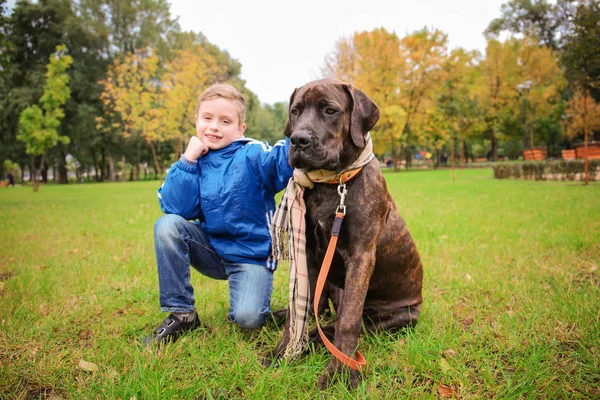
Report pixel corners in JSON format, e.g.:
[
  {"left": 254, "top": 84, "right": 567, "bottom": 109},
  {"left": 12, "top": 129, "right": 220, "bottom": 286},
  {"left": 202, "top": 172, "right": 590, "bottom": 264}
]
[{"left": 142, "top": 313, "right": 201, "bottom": 346}]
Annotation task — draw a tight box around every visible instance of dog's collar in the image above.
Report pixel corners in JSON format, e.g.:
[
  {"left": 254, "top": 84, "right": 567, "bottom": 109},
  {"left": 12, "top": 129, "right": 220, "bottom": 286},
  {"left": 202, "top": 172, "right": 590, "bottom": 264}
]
[
  {"left": 293, "top": 136, "right": 374, "bottom": 188},
  {"left": 322, "top": 156, "right": 374, "bottom": 184}
]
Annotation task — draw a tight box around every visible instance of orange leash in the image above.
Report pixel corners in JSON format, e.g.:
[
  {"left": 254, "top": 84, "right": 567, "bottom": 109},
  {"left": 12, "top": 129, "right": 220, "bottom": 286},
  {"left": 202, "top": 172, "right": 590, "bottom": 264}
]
[{"left": 313, "top": 209, "right": 367, "bottom": 371}]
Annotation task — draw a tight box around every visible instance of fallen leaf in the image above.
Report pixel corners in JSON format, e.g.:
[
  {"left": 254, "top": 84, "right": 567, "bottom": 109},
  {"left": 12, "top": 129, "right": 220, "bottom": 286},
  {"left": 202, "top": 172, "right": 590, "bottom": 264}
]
[
  {"left": 72, "top": 248, "right": 79, "bottom": 254},
  {"left": 398, "top": 338, "right": 405, "bottom": 347},
  {"left": 462, "top": 316, "right": 474, "bottom": 328},
  {"left": 437, "top": 384, "right": 457, "bottom": 398},
  {"left": 107, "top": 368, "right": 119, "bottom": 382},
  {"left": 78, "top": 359, "right": 98, "bottom": 372},
  {"left": 506, "top": 304, "right": 514, "bottom": 317},
  {"left": 39, "top": 304, "right": 50, "bottom": 316},
  {"left": 441, "top": 349, "right": 456, "bottom": 358}
]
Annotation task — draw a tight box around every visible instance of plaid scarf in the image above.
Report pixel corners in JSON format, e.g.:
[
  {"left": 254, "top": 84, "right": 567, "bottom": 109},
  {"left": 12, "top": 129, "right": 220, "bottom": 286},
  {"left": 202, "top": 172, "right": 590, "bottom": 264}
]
[{"left": 270, "top": 137, "right": 374, "bottom": 360}]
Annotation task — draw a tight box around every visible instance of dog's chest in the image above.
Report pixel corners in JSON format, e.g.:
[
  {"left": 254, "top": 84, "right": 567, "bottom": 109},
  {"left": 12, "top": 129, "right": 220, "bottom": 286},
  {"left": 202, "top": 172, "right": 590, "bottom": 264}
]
[
  {"left": 304, "top": 186, "right": 338, "bottom": 222},
  {"left": 303, "top": 187, "right": 341, "bottom": 246}
]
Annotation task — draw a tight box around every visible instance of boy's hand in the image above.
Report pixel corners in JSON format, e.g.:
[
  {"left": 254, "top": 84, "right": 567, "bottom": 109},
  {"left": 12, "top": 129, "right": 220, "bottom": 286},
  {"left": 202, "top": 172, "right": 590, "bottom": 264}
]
[{"left": 183, "top": 136, "right": 209, "bottom": 161}]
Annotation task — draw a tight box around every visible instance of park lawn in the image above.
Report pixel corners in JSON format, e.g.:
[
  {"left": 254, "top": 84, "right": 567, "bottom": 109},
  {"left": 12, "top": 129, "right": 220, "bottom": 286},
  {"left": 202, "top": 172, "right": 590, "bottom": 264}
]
[{"left": 0, "top": 169, "right": 598, "bottom": 399}]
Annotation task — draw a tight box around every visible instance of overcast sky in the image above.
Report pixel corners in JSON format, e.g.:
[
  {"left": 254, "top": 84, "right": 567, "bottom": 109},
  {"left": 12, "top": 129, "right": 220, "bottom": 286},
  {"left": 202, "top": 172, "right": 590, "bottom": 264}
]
[
  {"left": 6, "top": 0, "right": 511, "bottom": 104},
  {"left": 169, "top": 0, "right": 510, "bottom": 104}
]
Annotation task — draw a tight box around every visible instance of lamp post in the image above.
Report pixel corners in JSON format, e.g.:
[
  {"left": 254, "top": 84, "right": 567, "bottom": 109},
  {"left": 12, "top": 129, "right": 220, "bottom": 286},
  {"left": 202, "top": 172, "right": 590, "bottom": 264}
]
[{"left": 517, "top": 80, "right": 533, "bottom": 149}]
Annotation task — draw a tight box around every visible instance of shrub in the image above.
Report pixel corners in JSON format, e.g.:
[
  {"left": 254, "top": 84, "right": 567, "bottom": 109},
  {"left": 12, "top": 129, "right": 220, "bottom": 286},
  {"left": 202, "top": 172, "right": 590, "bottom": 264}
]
[{"left": 492, "top": 160, "right": 599, "bottom": 181}]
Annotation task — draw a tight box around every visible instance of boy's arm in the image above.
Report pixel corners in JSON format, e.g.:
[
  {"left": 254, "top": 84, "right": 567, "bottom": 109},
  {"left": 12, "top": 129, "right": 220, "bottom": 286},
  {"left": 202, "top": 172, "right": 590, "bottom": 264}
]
[
  {"left": 157, "top": 155, "right": 202, "bottom": 220},
  {"left": 252, "top": 137, "right": 294, "bottom": 193}
]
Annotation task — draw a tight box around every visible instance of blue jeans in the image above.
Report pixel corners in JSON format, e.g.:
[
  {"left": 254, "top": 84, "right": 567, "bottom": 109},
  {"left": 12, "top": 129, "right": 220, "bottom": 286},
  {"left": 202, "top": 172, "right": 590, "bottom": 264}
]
[{"left": 154, "top": 214, "right": 274, "bottom": 329}]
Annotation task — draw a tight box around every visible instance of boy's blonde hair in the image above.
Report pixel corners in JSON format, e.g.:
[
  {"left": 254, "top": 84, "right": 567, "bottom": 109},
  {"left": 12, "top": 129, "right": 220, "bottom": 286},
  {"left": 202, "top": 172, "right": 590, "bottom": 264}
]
[{"left": 197, "top": 83, "right": 246, "bottom": 125}]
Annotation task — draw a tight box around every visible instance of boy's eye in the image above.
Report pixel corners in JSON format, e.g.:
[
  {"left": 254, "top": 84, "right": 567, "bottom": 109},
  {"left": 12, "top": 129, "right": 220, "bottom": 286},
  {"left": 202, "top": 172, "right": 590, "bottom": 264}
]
[{"left": 325, "top": 108, "right": 337, "bottom": 115}]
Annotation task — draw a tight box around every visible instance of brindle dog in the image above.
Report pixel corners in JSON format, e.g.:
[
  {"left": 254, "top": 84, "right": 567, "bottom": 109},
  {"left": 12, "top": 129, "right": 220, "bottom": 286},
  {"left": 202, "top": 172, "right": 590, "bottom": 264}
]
[{"left": 265, "top": 79, "right": 423, "bottom": 389}]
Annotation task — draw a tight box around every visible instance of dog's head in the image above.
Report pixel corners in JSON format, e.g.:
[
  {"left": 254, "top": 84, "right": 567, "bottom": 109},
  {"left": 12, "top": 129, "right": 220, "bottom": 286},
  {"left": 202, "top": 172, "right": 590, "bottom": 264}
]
[{"left": 284, "top": 78, "right": 380, "bottom": 172}]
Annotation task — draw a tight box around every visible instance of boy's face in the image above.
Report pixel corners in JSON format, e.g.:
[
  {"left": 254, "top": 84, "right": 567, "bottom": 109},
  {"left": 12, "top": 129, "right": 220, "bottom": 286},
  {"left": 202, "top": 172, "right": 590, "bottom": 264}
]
[{"left": 195, "top": 97, "right": 246, "bottom": 150}]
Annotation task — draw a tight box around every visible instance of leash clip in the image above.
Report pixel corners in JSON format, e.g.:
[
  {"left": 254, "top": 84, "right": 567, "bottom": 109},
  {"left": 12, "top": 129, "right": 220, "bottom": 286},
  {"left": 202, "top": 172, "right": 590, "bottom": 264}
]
[{"left": 336, "top": 180, "right": 347, "bottom": 216}]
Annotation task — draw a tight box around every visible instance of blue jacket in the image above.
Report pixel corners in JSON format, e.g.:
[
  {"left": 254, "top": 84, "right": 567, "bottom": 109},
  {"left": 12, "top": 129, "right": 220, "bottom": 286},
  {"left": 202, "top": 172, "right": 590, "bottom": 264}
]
[{"left": 157, "top": 137, "right": 293, "bottom": 270}]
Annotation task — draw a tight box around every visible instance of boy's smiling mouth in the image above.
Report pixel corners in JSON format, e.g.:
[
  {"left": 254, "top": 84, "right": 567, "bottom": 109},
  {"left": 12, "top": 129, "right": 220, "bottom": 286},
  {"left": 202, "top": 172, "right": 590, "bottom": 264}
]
[{"left": 204, "top": 133, "right": 222, "bottom": 141}]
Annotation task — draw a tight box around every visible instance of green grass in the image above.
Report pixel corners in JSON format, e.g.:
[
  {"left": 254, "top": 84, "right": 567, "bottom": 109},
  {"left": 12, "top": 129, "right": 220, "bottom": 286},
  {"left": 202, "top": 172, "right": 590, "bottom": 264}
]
[{"left": 1, "top": 169, "right": 598, "bottom": 399}]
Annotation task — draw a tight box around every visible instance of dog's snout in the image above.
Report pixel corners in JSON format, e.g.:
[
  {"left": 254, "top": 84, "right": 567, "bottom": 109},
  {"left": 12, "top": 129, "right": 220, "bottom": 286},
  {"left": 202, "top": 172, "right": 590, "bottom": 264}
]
[{"left": 290, "top": 130, "right": 312, "bottom": 149}]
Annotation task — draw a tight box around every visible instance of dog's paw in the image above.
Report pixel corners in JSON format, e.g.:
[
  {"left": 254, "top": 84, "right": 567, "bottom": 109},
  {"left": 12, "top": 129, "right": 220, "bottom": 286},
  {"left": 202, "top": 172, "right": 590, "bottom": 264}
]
[
  {"left": 317, "top": 359, "right": 361, "bottom": 390},
  {"left": 262, "top": 343, "right": 287, "bottom": 369},
  {"left": 261, "top": 352, "right": 279, "bottom": 368}
]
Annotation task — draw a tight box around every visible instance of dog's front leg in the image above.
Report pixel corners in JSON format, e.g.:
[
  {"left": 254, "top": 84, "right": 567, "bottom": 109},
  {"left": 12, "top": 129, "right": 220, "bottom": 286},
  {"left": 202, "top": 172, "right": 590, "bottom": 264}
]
[{"left": 318, "top": 253, "right": 374, "bottom": 390}]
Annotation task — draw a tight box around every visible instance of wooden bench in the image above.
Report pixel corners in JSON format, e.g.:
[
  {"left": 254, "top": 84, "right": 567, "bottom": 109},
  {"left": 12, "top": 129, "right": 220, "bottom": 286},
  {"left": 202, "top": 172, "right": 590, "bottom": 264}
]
[
  {"left": 523, "top": 148, "right": 547, "bottom": 160},
  {"left": 561, "top": 149, "right": 576, "bottom": 160},
  {"left": 575, "top": 145, "right": 600, "bottom": 159}
]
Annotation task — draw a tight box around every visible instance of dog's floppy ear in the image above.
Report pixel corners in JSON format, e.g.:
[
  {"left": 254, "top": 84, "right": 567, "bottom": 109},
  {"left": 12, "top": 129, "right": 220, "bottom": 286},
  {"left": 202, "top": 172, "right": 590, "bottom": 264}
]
[
  {"left": 343, "top": 84, "right": 380, "bottom": 148},
  {"left": 283, "top": 88, "right": 298, "bottom": 137}
]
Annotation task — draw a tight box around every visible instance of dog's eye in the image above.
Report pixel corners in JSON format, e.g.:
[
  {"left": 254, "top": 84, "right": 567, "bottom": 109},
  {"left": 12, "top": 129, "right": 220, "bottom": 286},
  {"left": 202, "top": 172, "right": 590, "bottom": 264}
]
[
  {"left": 325, "top": 108, "right": 337, "bottom": 115},
  {"left": 291, "top": 108, "right": 299, "bottom": 116}
]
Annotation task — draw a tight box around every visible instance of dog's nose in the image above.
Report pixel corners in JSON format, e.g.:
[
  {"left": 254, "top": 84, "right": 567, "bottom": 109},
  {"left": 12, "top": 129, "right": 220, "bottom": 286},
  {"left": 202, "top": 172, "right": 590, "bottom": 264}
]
[{"left": 290, "top": 130, "right": 312, "bottom": 149}]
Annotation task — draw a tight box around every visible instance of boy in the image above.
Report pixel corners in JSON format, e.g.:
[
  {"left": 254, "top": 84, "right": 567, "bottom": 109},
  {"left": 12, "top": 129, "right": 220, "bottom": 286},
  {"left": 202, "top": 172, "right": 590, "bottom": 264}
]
[{"left": 144, "top": 83, "right": 293, "bottom": 345}]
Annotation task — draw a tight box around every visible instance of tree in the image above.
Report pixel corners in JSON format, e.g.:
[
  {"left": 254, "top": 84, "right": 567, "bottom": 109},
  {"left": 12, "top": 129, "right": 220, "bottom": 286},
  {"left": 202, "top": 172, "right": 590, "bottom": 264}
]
[
  {"left": 485, "top": 0, "right": 561, "bottom": 49},
  {"left": 563, "top": 91, "right": 600, "bottom": 139},
  {"left": 560, "top": 1, "right": 600, "bottom": 184},
  {"left": 396, "top": 28, "right": 448, "bottom": 167},
  {"left": 517, "top": 37, "right": 566, "bottom": 148},
  {"left": 323, "top": 28, "right": 405, "bottom": 166},
  {"left": 434, "top": 48, "right": 485, "bottom": 167},
  {"left": 17, "top": 45, "right": 73, "bottom": 191},
  {"left": 99, "top": 50, "right": 162, "bottom": 180},
  {"left": 157, "top": 43, "right": 227, "bottom": 160},
  {"left": 322, "top": 27, "right": 447, "bottom": 169}
]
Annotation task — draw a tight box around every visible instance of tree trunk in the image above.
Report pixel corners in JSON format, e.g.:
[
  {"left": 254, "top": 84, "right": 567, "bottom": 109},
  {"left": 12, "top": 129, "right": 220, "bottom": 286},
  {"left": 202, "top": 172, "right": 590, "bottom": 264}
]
[
  {"left": 460, "top": 139, "right": 465, "bottom": 175},
  {"left": 121, "top": 155, "right": 126, "bottom": 183},
  {"left": 583, "top": 89, "right": 589, "bottom": 186},
  {"left": 91, "top": 147, "right": 100, "bottom": 182},
  {"left": 135, "top": 141, "right": 141, "bottom": 181},
  {"left": 58, "top": 150, "right": 68, "bottom": 184},
  {"left": 19, "top": 163, "right": 25, "bottom": 184},
  {"left": 41, "top": 162, "right": 48, "bottom": 183},
  {"left": 31, "top": 155, "right": 38, "bottom": 192},
  {"left": 32, "top": 152, "right": 47, "bottom": 192},
  {"left": 100, "top": 147, "right": 106, "bottom": 182},
  {"left": 451, "top": 136, "right": 455, "bottom": 182},
  {"left": 489, "top": 125, "right": 498, "bottom": 161},
  {"left": 405, "top": 148, "right": 413, "bottom": 169},
  {"left": 108, "top": 154, "right": 115, "bottom": 182},
  {"left": 175, "top": 137, "right": 183, "bottom": 162},
  {"left": 391, "top": 134, "right": 399, "bottom": 172},
  {"left": 147, "top": 141, "right": 162, "bottom": 180}
]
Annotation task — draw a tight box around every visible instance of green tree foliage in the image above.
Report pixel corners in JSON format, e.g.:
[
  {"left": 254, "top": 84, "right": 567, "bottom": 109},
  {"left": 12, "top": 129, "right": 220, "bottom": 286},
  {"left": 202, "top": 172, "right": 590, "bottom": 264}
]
[
  {"left": 560, "top": 1, "right": 600, "bottom": 99},
  {"left": 485, "top": 0, "right": 561, "bottom": 49},
  {"left": 18, "top": 45, "right": 73, "bottom": 191}
]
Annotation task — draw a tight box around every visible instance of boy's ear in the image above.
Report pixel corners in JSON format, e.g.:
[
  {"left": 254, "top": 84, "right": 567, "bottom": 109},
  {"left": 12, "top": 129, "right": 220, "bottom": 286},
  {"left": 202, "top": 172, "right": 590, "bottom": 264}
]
[
  {"left": 238, "top": 122, "right": 246, "bottom": 137},
  {"left": 283, "top": 88, "right": 298, "bottom": 137}
]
